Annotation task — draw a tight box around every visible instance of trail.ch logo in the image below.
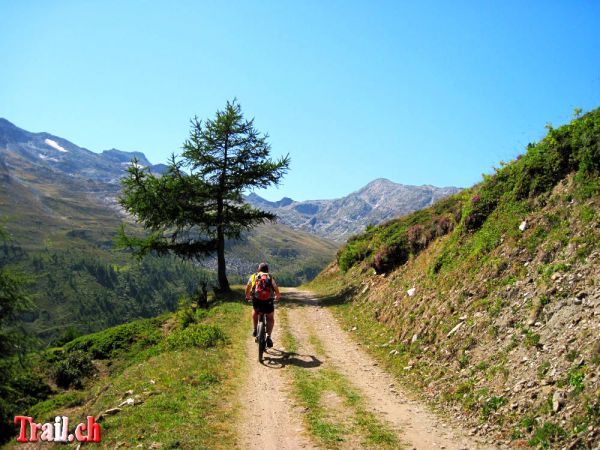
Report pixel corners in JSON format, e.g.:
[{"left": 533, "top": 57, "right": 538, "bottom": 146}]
[{"left": 14, "top": 416, "right": 101, "bottom": 443}]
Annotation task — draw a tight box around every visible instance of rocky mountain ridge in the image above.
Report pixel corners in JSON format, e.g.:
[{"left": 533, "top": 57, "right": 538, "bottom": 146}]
[
  {"left": 1, "top": 118, "right": 460, "bottom": 243},
  {"left": 0, "top": 118, "right": 165, "bottom": 185},
  {"left": 247, "top": 178, "right": 461, "bottom": 241}
]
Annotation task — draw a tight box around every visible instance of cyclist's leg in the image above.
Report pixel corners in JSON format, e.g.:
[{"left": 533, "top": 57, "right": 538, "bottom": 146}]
[
  {"left": 265, "top": 311, "right": 275, "bottom": 347},
  {"left": 266, "top": 312, "right": 275, "bottom": 335},
  {"left": 252, "top": 308, "right": 258, "bottom": 331}
]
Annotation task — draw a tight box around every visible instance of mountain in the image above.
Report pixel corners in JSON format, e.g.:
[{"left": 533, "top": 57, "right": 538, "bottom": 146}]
[
  {"left": 0, "top": 118, "right": 165, "bottom": 184},
  {"left": 0, "top": 119, "right": 337, "bottom": 343},
  {"left": 308, "top": 108, "right": 600, "bottom": 448},
  {"left": 246, "top": 179, "right": 461, "bottom": 242}
]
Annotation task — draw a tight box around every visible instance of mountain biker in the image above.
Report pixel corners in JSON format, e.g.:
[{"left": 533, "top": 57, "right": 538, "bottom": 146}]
[{"left": 245, "top": 263, "right": 281, "bottom": 348}]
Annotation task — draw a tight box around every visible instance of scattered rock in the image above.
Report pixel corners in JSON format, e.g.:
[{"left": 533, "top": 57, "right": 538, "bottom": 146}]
[
  {"left": 407, "top": 287, "right": 416, "bottom": 297},
  {"left": 546, "top": 286, "right": 557, "bottom": 295},
  {"left": 553, "top": 391, "right": 566, "bottom": 413},
  {"left": 411, "top": 334, "right": 418, "bottom": 343},
  {"left": 519, "top": 220, "right": 527, "bottom": 231},
  {"left": 119, "top": 397, "right": 135, "bottom": 407},
  {"left": 104, "top": 407, "right": 122, "bottom": 415},
  {"left": 122, "top": 389, "right": 134, "bottom": 398},
  {"left": 447, "top": 322, "right": 464, "bottom": 338}
]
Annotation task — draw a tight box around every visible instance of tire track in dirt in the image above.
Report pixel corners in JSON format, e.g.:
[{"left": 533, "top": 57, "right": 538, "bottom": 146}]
[{"left": 285, "top": 288, "right": 493, "bottom": 450}]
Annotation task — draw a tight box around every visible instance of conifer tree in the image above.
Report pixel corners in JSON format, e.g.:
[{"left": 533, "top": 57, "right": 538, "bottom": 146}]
[{"left": 118, "top": 100, "right": 290, "bottom": 292}]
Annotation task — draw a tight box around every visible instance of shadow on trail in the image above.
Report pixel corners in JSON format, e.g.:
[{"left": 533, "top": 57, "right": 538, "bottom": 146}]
[
  {"left": 260, "top": 347, "right": 322, "bottom": 369},
  {"left": 282, "top": 287, "right": 356, "bottom": 308},
  {"left": 280, "top": 294, "right": 318, "bottom": 308}
]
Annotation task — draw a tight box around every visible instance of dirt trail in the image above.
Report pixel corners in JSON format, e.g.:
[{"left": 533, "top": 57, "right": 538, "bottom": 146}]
[
  {"left": 237, "top": 321, "right": 317, "bottom": 450},
  {"left": 238, "top": 289, "right": 492, "bottom": 449}
]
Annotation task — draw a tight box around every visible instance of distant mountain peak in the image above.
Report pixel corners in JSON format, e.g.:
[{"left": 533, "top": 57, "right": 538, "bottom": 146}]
[
  {"left": 0, "top": 118, "right": 16, "bottom": 127},
  {"left": 275, "top": 197, "right": 294, "bottom": 207},
  {"left": 245, "top": 193, "right": 295, "bottom": 208},
  {"left": 246, "top": 179, "right": 461, "bottom": 242},
  {"left": 101, "top": 149, "right": 152, "bottom": 166},
  {"left": 366, "top": 177, "right": 395, "bottom": 186}
]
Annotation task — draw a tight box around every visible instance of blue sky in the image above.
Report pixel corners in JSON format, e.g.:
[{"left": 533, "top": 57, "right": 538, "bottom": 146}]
[{"left": 1, "top": 1, "right": 599, "bottom": 201}]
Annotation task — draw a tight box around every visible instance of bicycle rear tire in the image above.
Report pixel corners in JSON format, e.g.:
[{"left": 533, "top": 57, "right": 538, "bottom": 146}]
[{"left": 257, "top": 321, "right": 266, "bottom": 362}]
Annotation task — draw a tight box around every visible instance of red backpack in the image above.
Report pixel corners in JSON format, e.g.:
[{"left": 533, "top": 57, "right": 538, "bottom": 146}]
[{"left": 253, "top": 272, "right": 273, "bottom": 301}]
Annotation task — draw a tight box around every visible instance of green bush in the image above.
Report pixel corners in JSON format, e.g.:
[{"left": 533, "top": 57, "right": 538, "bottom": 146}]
[
  {"left": 0, "top": 367, "right": 52, "bottom": 442},
  {"left": 52, "top": 350, "right": 94, "bottom": 389},
  {"left": 338, "top": 201, "right": 460, "bottom": 274},
  {"left": 481, "top": 395, "right": 507, "bottom": 419},
  {"left": 371, "top": 241, "right": 409, "bottom": 274},
  {"left": 177, "top": 300, "right": 208, "bottom": 328},
  {"left": 27, "top": 391, "right": 86, "bottom": 423},
  {"left": 568, "top": 368, "right": 585, "bottom": 394},
  {"left": 163, "top": 324, "right": 226, "bottom": 350},
  {"left": 338, "top": 239, "right": 371, "bottom": 272},
  {"left": 64, "top": 318, "right": 162, "bottom": 359},
  {"left": 528, "top": 422, "right": 566, "bottom": 448}
]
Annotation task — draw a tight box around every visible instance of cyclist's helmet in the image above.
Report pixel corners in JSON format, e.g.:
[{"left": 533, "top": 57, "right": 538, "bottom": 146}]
[{"left": 258, "top": 263, "right": 269, "bottom": 273}]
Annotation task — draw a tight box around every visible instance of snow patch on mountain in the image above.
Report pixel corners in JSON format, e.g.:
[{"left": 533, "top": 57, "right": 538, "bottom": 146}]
[
  {"left": 44, "top": 138, "right": 68, "bottom": 153},
  {"left": 39, "top": 154, "right": 59, "bottom": 162}
]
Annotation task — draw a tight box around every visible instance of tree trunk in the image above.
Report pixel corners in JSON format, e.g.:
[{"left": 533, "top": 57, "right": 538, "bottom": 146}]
[
  {"left": 216, "top": 221, "right": 230, "bottom": 292},
  {"left": 216, "top": 130, "right": 230, "bottom": 292}
]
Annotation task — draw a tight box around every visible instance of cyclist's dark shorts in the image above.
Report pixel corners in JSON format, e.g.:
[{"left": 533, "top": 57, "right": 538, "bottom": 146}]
[{"left": 252, "top": 298, "right": 274, "bottom": 314}]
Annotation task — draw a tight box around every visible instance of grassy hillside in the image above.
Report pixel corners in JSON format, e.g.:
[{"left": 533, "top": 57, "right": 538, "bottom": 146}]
[
  {"left": 224, "top": 222, "right": 339, "bottom": 285},
  {"left": 308, "top": 108, "right": 599, "bottom": 448},
  {"left": 0, "top": 289, "right": 249, "bottom": 448}
]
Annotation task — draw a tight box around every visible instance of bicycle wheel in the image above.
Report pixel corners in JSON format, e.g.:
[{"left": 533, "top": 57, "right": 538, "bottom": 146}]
[{"left": 257, "top": 320, "right": 266, "bottom": 362}]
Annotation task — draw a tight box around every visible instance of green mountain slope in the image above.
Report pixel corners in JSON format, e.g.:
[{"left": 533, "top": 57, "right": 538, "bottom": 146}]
[
  {"left": 221, "top": 222, "right": 340, "bottom": 285},
  {"left": 0, "top": 172, "right": 211, "bottom": 342},
  {"left": 0, "top": 289, "right": 249, "bottom": 448},
  {"left": 309, "top": 109, "right": 600, "bottom": 448}
]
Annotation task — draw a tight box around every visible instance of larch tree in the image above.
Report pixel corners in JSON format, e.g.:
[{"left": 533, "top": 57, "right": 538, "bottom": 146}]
[{"left": 118, "top": 100, "right": 290, "bottom": 292}]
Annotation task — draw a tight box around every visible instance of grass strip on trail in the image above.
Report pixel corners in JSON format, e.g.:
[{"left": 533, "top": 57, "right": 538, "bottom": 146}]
[{"left": 279, "top": 306, "right": 400, "bottom": 449}]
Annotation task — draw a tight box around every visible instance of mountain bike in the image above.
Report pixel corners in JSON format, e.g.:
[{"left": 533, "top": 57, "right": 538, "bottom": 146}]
[
  {"left": 256, "top": 311, "right": 268, "bottom": 362},
  {"left": 255, "top": 301, "right": 278, "bottom": 362}
]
